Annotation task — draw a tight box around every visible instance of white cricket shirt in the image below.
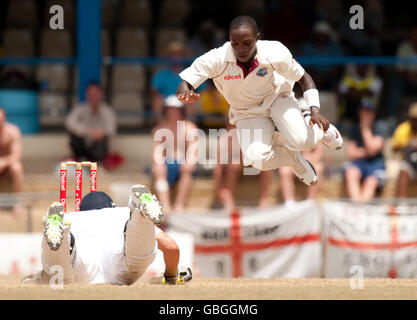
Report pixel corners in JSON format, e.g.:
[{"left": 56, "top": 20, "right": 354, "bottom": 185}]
[
  {"left": 64, "top": 207, "right": 162, "bottom": 285},
  {"left": 180, "top": 40, "right": 305, "bottom": 124}
]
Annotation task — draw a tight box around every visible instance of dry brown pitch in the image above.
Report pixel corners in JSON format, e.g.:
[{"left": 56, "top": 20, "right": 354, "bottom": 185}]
[{"left": 1, "top": 276, "right": 417, "bottom": 300}]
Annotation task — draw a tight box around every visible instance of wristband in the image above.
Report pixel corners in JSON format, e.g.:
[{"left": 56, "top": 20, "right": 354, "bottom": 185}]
[{"left": 303, "top": 89, "right": 320, "bottom": 108}]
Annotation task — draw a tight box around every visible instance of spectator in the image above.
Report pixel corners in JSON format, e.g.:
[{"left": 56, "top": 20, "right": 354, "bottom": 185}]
[
  {"left": 392, "top": 103, "right": 417, "bottom": 198},
  {"left": 300, "top": 21, "right": 345, "bottom": 90},
  {"left": 188, "top": 20, "right": 225, "bottom": 57},
  {"left": 387, "top": 26, "right": 417, "bottom": 116},
  {"left": 344, "top": 104, "right": 385, "bottom": 202},
  {"left": 338, "top": 64, "right": 383, "bottom": 136},
  {"left": 151, "top": 41, "right": 194, "bottom": 120},
  {"left": 152, "top": 95, "right": 198, "bottom": 214},
  {"left": 198, "top": 80, "right": 229, "bottom": 128},
  {"left": 0, "top": 108, "right": 25, "bottom": 217},
  {"left": 65, "top": 83, "right": 116, "bottom": 163},
  {"left": 278, "top": 98, "right": 324, "bottom": 206},
  {"left": 213, "top": 123, "right": 272, "bottom": 211}
]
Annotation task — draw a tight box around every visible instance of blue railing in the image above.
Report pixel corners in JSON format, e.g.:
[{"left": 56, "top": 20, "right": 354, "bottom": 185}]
[{"left": 0, "top": 56, "right": 417, "bottom": 66}]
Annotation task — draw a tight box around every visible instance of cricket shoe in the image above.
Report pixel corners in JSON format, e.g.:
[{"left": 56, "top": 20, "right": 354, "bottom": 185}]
[
  {"left": 302, "top": 111, "right": 343, "bottom": 150},
  {"left": 290, "top": 150, "right": 318, "bottom": 186},
  {"left": 128, "top": 184, "right": 164, "bottom": 226},
  {"left": 321, "top": 124, "right": 343, "bottom": 150},
  {"left": 43, "top": 202, "right": 65, "bottom": 251}
]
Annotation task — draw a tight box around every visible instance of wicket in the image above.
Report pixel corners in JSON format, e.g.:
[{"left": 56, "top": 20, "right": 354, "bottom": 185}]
[{"left": 60, "top": 161, "right": 97, "bottom": 212}]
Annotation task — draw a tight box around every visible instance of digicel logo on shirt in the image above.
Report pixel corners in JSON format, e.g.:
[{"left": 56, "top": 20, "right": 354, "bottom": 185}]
[{"left": 224, "top": 74, "right": 241, "bottom": 80}]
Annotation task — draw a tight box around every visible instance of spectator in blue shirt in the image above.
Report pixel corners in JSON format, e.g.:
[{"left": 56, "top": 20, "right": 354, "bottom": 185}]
[{"left": 151, "top": 41, "right": 191, "bottom": 121}]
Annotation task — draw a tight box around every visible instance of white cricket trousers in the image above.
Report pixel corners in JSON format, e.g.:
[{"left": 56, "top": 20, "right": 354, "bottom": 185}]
[{"left": 236, "top": 92, "right": 324, "bottom": 170}]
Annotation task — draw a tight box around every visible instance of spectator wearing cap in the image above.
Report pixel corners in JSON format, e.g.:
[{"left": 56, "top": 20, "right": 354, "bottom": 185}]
[
  {"left": 344, "top": 103, "right": 386, "bottom": 203},
  {"left": 299, "top": 21, "right": 345, "bottom": 90},
  {"left": 151, "top": 95, "right": 198, "bottom": 214},
  {"left": 338, "top": 64, "right": 383, "bottom": 137},
  {"left": 151, "top": 41, "right": 196, "bottom": 122},
  {"left": 392, "top": 103, "right": 417, "bottom": 198}
]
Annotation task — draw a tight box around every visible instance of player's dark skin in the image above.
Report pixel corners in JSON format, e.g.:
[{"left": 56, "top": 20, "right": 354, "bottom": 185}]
[{"left": 177, "top": 26, "right": 330, "bottom": 131}]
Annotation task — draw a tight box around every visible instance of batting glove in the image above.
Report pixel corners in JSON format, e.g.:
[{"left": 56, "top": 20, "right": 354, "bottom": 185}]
[{"left": 162, "top": 267, "right": 193, "bottom": 285}]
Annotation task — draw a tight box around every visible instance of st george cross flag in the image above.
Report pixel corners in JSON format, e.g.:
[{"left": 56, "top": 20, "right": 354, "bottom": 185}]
[{"left": 168, "top": 200, "right": 322, "bottom": 278}]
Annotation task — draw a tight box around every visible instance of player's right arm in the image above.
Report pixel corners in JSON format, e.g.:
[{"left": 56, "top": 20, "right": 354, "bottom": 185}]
[
  {"left": 156, "top": 231, "right": 180, "bottom": 281},
  {"left": 177, "top": 80, "right": 200, "bottom": 103},
  {"left": 177, "top": 46, "right": 225, "bottom": 104}
]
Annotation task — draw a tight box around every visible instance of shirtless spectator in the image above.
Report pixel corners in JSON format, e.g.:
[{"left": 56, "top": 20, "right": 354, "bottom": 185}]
[
  {"left": 152, "top": 95, "right": 198, "bottom": 214},
  {"left": 0, "top": 108, "right": 24, "bottom": 216}
]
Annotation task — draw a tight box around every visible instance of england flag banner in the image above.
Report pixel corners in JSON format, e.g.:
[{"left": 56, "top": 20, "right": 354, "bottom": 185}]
[
  {"left": 168, "top": 200, "right": 322, "bottom": 278},
  {"left": 323, "top": 201, "right": 417, "bottom": 278}
]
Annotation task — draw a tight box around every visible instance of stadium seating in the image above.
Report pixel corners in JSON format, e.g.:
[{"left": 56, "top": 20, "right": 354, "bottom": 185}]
[
  {"left": 111, "top": 65, "right": 146, "bottom": 93},
  {"left": 111, "top": 93, "right": 146, "bottom": 127},
  {"left": 158, "top": 0, "right": 189, "bottom": 27},
  {"left": 6, "top": 0, "right": 38, "bottom": 28},
  {"left": 115, "top": 28, "right": 148, "bottom": 57},
  {"left": 36, "top": 64, "right": 70, "bottom": 91},
  {"left": 119, "top": 0, "right": 152, "bottom": 28},
  {"left": 3, "top": 29, "right": 35, "bottom": 57},
  {"left": 39, "top": 93, "right": 67, "bottom": 126},
  {"left": 40, "top": 29, "right": 73, "bottom": 57}
]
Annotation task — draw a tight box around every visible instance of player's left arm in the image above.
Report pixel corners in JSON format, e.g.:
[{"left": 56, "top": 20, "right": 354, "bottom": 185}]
[
  {"left": 297, "top": 72, "right": 330, "bottom": 132},
  {"left": 271, "top": 41, "right": 330, "bottom": 132}
]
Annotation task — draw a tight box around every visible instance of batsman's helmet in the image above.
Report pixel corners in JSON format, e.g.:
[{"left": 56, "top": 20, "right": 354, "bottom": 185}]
[{"left": 80, "top": 191, "right": 115, "bottom": 211}]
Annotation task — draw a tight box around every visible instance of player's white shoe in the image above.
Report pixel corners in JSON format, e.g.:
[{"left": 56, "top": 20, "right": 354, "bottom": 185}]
[
  {"left": 43, "top": 202, "right": 65, "bottom": 251},
  {"left": 302, "top": 110, "right": 343, "bottom": 150},
  {"left": 321, "top": 124, "right": 343, "bottom": 150},
  {"left": 128, "top": 184, "right": 164, "bottom": 226},
  {"left": 291, "top": 150, "right": 318, "bottom": 186}
]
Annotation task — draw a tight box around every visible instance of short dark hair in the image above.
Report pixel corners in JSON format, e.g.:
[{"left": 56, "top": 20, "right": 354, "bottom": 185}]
[
  {"left": 229, "top": 15, "right": 259, "bottom": 35},
  {"left": 87, "top": 81, "right": 102, "bottom": 90}
]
